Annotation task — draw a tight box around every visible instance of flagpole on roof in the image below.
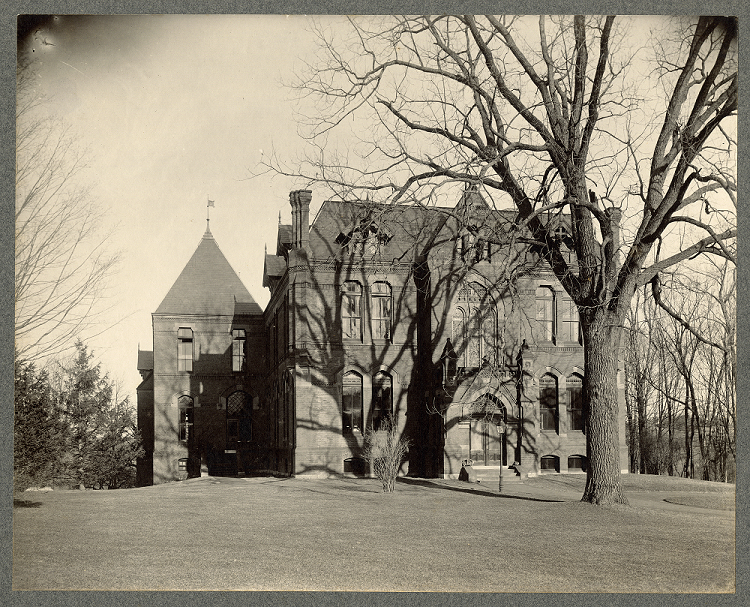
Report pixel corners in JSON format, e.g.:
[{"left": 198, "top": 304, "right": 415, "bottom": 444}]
[{"left": 206, "top": 196, "right": 215, "bottom": 234}]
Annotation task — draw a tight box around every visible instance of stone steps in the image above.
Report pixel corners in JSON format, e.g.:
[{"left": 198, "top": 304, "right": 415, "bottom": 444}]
[{"left": 466, "top": 466, "right": 524, "bottom": 486}]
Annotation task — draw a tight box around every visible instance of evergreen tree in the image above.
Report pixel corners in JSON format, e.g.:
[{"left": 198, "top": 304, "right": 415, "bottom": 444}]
[
  {"left": 14, "top": 357, "right": 66, "bottom": 490},
  {"left": 14, "top": 341, "right": 144, "bottom": 490},
  {"left": 56, "top": 341, "right": 144, "bottom": 489}
]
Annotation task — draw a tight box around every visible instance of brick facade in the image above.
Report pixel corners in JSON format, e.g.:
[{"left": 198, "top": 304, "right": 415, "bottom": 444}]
[{"left": 137, "top": 190, "right": 627, "bottom": 484}]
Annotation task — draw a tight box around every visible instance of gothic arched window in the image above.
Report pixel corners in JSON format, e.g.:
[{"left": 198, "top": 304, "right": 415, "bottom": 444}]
[{"left": 451, "top": 283, "right": 496, "bottom": 368}]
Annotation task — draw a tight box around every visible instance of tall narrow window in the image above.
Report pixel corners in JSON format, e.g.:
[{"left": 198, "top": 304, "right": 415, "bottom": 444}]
[
  {"left": 342, "top": 371, "right": 363, "bottom": 433},
  {"left": 539, "top": 374, "right": 559, "bottom": 432},
  {"left": 232, "top": 329, "right": 246, "bottom": 372},
  {"left": 452, "top": 283, "right": 495, "bottom": 368},
  {"left": 284, "top": 370, "right": 293, "bottom": 444},
  {"left": 177, "top": 328, "right": 193, "bottom": 372},
  {"left": 371, "top": 282, "right": 392, "bottom": 340},
  {"left": 560, "top": 299, "right": 580, "bottom": 343},
  {"left": 452, "top": 308, "right": 466, "bottom": 367},
  {"left": 460, "top": 232, "right": 475, "bottom": 261},
  {"left": 567, "top": 374, "right": 584, "bottom": 431},
  {"left": 467, "top": 314, "right": 481, "bottom": 367},
  {"left": 480, "top": 309, "right": 496, "bottom": 366},
  {"left": 535, "top": 287, "right": 556, "bottom": 342},
  {"left": 372, "top": 372, "right": 393, "bottom": 430},
  {"left": 342, "top": 281, "right": 362, "bottom": 340},
  {"left": 178, "top": 395, "right": 194, "bottom": 443}
]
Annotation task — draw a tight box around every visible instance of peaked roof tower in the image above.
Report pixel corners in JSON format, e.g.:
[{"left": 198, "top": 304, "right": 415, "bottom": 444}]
[{"left": 155, "top": 230, "right": 262, "bottom": 316}]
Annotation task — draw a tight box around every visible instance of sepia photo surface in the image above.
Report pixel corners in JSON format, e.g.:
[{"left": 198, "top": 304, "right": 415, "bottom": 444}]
[{"left": 12, "top": 13, "right": 737, "bottom": 595}]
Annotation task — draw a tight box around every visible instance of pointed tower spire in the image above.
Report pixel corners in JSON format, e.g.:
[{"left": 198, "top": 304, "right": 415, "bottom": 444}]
[{"left": 206, "top": 197, "right": 215, "bottom": 236}]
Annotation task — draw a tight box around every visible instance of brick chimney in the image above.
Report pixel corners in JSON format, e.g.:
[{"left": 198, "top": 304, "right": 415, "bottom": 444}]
[{"left": 290, "top": 190, "right": 312, "bottom": 250}]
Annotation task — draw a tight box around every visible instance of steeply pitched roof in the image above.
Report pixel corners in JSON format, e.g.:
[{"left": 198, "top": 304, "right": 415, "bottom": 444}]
[
  {"left": 136, "top": 370, "right": 153, "bottom": 392},
  {"left": 137, "top": 350, "right": 153, "bottom": 371},
  {"left": 264, "top": 254, "right": 287, "bottom": 277},
  {"left": 155, "top": 230, "right": 262, "bottom": 316},
  {"left": 263, "top": 254, "right": 287, "bottom": 288},
  {"left": 277, "top": 224, "right": 292, "bottom": 254}
]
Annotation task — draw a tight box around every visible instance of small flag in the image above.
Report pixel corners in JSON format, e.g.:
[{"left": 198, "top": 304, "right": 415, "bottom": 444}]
[{"left": 207, "top": 199, "right": 215, "bottom": 208}]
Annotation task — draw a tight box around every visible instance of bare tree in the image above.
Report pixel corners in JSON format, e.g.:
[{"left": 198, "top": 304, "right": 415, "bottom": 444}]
[
  {"left": 262, "top": 15, "right": 736, "bottom": 504},
  {"left": 624, "top": 256, "right": 735, "bottom": 482},
  {"left": 15, "top": 57, "right": 119, "bottom": 362}
]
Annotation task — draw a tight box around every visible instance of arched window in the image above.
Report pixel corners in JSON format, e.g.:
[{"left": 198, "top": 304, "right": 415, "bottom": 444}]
[
  {"left": 227, "top": 391, "right": 251, "bottom": 444},
  {"left": 568, "top": 454, "right": 587, "bottom": 472},
  {"left": 372, "top": 372, "right": 393, "bottom": 430},
  {"left": 539, "top": 374, "right": 559, "bottom": 432},
  {"left": 177, "top": 395, "right": 194, "bottom": 443},
  {"left": 452, "top": 283, "right": 495, "bottom": 368},
  {"left": 567, "top": 374, "right": 584, "bottom": 431},
  {"left": 342, "top": 282, "right": 362, "bottom": 340},
  {"left": 541, "top": 454, "right": 560, "bottom": 472},
  {"left": 535, "top": 287, "right": 556, "bottom": 342},
  {"left": 342, "top": 371, "right": 363, "bottom": 433},
  {"left": 371, "top": 282, "right": 392, "bottom": 340}
]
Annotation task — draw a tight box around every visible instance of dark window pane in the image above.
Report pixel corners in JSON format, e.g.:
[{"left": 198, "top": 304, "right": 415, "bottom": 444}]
[
  {"left": 568, "top": 455, "right": 587, "bottom": 470},
  {"left": 343, "top": 372, "right": 362, "bottom": 432}
]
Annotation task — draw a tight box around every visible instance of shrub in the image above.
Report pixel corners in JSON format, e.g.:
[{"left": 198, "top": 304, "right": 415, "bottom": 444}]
[{"left": 364, "top": 416, "right": 410, "bottom": 492}]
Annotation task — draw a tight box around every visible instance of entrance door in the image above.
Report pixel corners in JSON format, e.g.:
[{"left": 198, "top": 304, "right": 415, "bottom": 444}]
[{"left": 469, "top": 419, "right": 507, "bottom": 466}]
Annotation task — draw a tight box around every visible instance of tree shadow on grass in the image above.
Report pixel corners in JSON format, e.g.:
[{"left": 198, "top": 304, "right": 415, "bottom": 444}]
[
  {"left": 397, "top": 477, "right": 564, "bottom": 503},
  {"left": 14, "top": 498, "right": 42, "bottom": 508}
]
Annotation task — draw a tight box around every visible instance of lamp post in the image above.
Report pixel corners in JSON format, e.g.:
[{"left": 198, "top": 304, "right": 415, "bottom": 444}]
[{"left": 507, "top": 340, "right": 529, "bottom": 467}]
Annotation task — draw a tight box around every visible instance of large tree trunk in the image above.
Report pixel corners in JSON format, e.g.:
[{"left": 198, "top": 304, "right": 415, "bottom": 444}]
[{"left": 581, "top": 312, "right": 628, "bottom": 505}]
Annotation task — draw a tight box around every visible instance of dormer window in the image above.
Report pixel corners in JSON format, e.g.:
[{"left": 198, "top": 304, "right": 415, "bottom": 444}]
[
  {"left": 551, "top": 225, "right": 574, "bottom": 263},
  {"left": 458, "top": 229, "right": 491, "bottom": 263},
  {"left": 335, "top": 218, "right": 392, "bottom": 256}
]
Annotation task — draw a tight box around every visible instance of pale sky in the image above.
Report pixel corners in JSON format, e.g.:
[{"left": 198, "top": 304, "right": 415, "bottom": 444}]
[
  {"left": 19, "top": 15, "right": 329, "bottom": 399},
  {"left": 16, "top": 14, "right": 736, "bottom": 405}
]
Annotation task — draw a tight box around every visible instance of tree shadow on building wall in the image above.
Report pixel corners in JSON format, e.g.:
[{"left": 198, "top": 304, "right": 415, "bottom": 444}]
[{"left": 282, "top": 197, "right": 544, "bottom": 479}]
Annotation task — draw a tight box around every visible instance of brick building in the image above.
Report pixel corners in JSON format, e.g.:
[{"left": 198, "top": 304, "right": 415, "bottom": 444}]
[{"left": 136, "top": 189, "right": 628, "bottom": 484}]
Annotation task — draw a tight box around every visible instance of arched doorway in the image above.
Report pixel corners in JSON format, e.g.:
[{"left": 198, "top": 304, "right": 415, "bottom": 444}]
[
  {"left": 468, "top": 394, "right": 507, "bottom": 467},
  {"left": 227, "top": 390, "right": 252, "bottom": 475}
]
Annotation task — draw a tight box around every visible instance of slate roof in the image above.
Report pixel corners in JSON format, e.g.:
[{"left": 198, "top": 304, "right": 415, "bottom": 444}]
[
  {"left": 263, "top": 254, "right": 287, "bottom": 288},
  {"left": 277, "top": 224, "right": 292, "bottom": 255},
  {"left": 309, "top": 200, "right": 442, "bottom": 261},
  {"left": 136, "top": 370, "right": 153, "bottom": 392},
  {"left": 264, "top": 254, "right": 287, "bottom": 278},
  {"left": 137, "top": 350, "right": 153, "bottom": 371},
  {"left": 155, "top": 230, "right": 262, "bottom": 316}
]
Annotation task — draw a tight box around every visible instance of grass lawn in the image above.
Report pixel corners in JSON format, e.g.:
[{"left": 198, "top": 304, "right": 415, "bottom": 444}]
[{"left": 12, "top": 473, "right": 735, "bottom": 592}]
